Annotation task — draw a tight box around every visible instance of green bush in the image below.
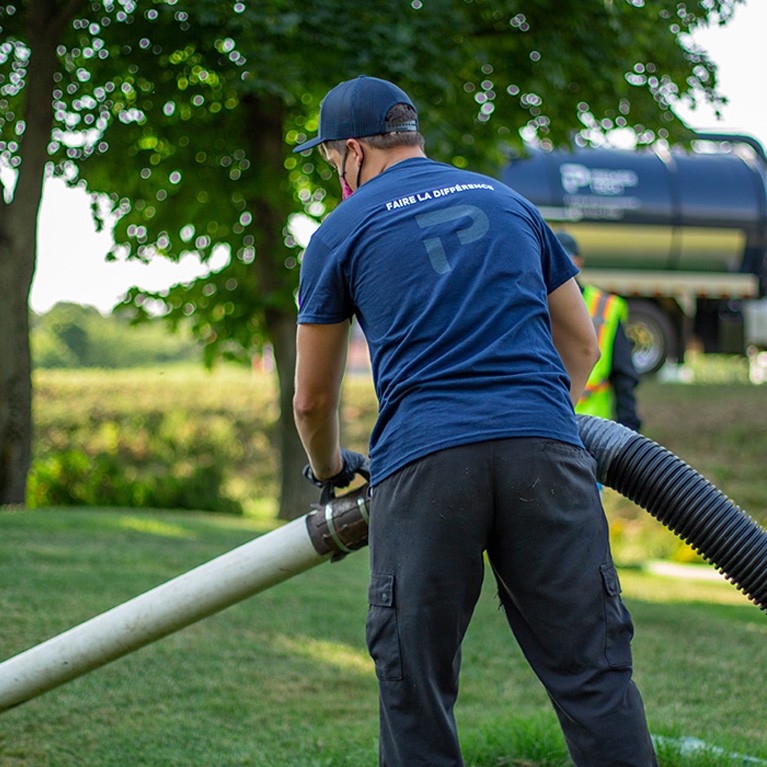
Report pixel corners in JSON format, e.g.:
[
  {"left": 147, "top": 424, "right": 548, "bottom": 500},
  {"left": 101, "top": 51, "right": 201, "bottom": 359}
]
[
  {"left": 29, "top": 367, "right": 378, "bottom": 516},
  {"left": 27, "top": 445, "right": 242, "bottom": 514},
  {"left": 30, "top": 367, "right": 281, "bottom": 514}
]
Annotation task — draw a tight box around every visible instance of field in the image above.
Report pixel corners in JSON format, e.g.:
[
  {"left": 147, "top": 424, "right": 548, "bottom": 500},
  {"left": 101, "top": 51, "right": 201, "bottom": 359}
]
[
  {"left": 0, "top": 357, "right": 766, "bottom": 765},
  {"left": 27, "top": 356, "right": 767, "bottom": 560}
]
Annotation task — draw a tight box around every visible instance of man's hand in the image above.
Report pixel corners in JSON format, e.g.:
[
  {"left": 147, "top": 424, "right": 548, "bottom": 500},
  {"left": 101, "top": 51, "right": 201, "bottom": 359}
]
[{"left": 303, "top": 448, "right": 370, "bottom": 503}]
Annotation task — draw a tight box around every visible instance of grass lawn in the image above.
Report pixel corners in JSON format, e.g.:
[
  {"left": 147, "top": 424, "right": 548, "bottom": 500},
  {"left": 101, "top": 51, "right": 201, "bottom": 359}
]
[
  {"left": 3, "top": 357, "right": 766, "bottom": 764},
  {"left": 1, "top": 506, "right": 766, "bottom": 766}
]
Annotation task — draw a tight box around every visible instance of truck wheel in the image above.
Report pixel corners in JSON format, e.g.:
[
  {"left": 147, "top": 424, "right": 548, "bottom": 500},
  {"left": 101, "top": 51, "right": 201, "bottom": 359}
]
[{"left": 625, "top": 300, "right": 676, "bottom": 376}]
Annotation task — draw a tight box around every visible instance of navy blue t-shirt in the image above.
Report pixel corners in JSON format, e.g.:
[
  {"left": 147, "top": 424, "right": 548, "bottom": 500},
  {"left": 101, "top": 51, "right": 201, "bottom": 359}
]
[{"left": 298, "top": 157, "right": 581, "bottom": 484}]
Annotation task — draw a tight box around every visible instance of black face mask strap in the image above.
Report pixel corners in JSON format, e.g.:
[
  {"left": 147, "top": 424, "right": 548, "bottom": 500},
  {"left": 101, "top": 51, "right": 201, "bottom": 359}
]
[
  {"left": 340, "top": 144, "right": 364, "bottom": 192},
  {"left": 340, "top": 149, "right": 349, "bottom": 182},
  {"left": 355, "top": 146, "right": 364, "bottom": 190}
]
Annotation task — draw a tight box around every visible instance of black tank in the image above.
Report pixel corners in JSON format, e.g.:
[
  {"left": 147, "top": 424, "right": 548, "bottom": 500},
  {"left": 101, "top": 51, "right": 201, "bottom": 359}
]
[{"left": 500, "top": 137, "right": 767, "bottom": 282}]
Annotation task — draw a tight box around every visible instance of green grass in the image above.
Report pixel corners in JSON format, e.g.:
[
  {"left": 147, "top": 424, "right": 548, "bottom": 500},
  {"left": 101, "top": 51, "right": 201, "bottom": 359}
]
[
  {"left": 5, "top": 358, "right": 766, "bottom": 764},
  {"left": 1, "top": 507, "right": 766, "bottom": 766}
]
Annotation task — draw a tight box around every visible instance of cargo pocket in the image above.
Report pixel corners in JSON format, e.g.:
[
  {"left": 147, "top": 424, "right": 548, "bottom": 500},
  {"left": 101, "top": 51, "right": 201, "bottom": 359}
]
[
  {"left": 365, "top": 573, "right": 403, "bottom": 681},
  {"left": 600, "top": 562, "right": 634, "bottom": 669}
]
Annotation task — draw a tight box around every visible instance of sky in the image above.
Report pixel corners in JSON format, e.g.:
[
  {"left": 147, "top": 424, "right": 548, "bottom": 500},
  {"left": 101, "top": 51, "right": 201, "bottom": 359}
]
[{"left": 28, "top": 0, "right": 767, "bottom": 314}]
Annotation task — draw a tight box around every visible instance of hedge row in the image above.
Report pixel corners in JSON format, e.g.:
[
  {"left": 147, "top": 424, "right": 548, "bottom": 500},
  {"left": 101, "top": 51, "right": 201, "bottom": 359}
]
[{"left": 30, "top": 366, "right": 372, "bottom": 515}]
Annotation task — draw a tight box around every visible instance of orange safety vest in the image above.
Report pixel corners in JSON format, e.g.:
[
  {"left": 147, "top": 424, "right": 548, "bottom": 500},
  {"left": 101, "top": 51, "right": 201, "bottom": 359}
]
[{"left": 576, "top": 285, "right": 628, "bottom": 420}]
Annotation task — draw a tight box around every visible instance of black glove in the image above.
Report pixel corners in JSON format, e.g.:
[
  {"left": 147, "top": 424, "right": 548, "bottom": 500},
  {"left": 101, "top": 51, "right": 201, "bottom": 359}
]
[{"left": 303, "top": 448, "right": 370, "bottom": 503}]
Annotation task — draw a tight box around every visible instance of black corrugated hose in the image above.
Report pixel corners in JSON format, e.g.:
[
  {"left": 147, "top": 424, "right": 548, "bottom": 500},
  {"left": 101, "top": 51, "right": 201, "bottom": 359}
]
[{"left": 577, "top": 415, "right": 767, "bottom": 613}]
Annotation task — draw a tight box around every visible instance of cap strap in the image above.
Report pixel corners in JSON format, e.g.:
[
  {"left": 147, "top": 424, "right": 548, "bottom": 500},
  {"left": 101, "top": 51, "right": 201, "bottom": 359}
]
[{"left": 385, "top": 119, "right": 418, "bottom": 133}]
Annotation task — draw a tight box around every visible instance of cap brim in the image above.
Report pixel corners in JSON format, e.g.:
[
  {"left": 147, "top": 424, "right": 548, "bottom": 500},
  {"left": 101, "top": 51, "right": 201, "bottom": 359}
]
[{"left": 292, "top": 135, "right": 325, "bottom": 154}]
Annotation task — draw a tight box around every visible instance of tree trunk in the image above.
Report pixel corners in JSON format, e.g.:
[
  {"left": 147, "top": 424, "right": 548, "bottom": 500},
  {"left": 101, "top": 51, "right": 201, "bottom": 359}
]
[
  {"left": 244, "top": 93, "right": 317, "bottom": 519},
  {"left": 0, "top": 0, "right": 79, "bottom": 504},
  {"left": 266, "top": 307, "right": 318, "bottom": 520},
  {"left": 0, "top": 249, "right": 33, "bottom": 505}
]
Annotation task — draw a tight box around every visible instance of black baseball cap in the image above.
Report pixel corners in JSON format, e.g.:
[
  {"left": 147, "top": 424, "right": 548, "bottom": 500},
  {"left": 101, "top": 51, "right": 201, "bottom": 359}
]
[{"left": 292, "top": 75, "right": 418, "bottom": 154}]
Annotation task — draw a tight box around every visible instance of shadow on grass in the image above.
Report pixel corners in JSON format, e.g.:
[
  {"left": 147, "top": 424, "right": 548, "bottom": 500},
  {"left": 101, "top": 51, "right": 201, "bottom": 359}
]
[{"left": 2, "top": 509, "right": 766, "bottom": 766}]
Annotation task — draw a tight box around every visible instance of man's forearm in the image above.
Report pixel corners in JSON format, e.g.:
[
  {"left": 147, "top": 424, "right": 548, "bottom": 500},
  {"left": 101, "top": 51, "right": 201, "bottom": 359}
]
[
  {"left": 547, "top": 279, "right": 601, "bottom": 406},
  {"left": 294, "top": 404, "right": 343, "bottom": 480},
  {"left": 293, "top": 321, "right": 350, "bottom": 481},
  {"left": 558, "top": 348, "right": 599, "bottom": 406}
]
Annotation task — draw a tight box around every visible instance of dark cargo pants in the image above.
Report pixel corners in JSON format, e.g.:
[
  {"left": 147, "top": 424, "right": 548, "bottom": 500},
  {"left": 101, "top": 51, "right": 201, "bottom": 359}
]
[{"left": 366, "top": 437, "right": 657, "bottom": 767}]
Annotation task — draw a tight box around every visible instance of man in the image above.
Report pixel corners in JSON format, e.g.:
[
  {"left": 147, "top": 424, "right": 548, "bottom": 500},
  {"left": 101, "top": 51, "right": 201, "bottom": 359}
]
[
  {"left": 292, "top": 75, "right": 657, "bottom": 766},
  {"left": 556, "top": 231, "right": 642, "bottom": 431}
]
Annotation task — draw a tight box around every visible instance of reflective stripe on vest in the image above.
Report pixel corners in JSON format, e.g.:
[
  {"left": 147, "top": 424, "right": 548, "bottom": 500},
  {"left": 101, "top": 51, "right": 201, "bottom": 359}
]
[{"left": 576, "top": 285, "right": 628, "bottom": 420}]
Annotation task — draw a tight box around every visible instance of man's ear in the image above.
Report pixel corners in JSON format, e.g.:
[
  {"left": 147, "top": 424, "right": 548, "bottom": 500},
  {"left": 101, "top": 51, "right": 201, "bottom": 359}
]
[{"left": 345, "top": 138, "right": 364, "bottom": 163}]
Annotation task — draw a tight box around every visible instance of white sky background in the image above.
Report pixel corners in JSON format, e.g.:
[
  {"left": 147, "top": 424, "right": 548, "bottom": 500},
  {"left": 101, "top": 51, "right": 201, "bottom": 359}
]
[{"left": 29, "top": 0, "right": 767, "bottom": 314}]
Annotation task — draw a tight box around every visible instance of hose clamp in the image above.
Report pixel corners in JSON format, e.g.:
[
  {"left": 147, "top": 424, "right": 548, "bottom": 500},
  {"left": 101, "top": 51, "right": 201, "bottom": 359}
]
[{"left": 324, "top": 502, "right": 352, "bottom": 554}]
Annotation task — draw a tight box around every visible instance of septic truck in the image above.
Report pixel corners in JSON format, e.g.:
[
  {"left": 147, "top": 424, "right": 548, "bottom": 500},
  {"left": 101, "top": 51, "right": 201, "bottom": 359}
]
[{"left": 500, "top": 133, "right": 767, "bottom": 378}]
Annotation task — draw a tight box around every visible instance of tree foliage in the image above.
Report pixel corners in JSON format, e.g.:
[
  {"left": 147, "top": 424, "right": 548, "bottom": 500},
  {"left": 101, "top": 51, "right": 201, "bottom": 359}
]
[
  {"left": 31, "top": 301, "right": 201, "bottom": 368},
  {"left": 47, "top": 1, "right": 742, "bottom": 342},
  {"left": 0, "top": 0, "right": 744, "bottom": 511}
]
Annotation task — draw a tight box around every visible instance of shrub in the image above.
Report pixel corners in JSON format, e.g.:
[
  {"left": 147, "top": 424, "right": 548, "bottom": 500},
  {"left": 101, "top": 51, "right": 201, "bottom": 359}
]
[
  {"left": 27, "top": 431, "right": 243, "bottom": 514},
  {"left": 29, "top": 367, "right": 281, "bottom": 514}
]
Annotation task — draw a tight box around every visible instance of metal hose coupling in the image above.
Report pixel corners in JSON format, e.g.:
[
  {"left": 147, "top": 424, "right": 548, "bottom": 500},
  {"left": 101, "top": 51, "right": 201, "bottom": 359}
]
[
  {"left": 578, "top": 415, "right": 767, "bottom": 612},
  {"left": 306, "top": 483, "right": 372, "bottom": 560}
]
